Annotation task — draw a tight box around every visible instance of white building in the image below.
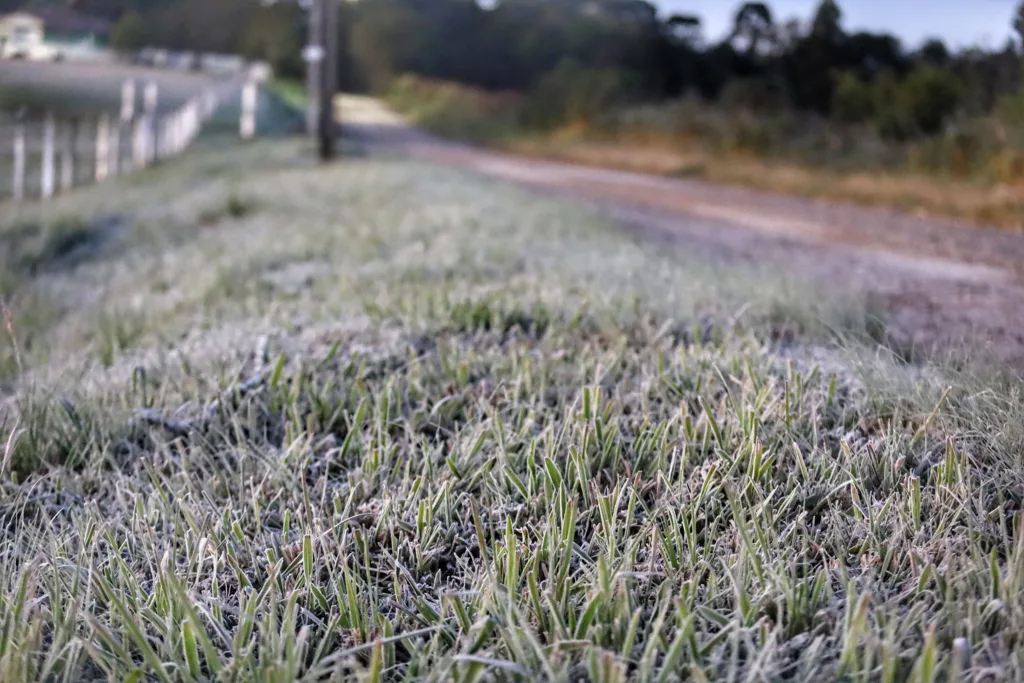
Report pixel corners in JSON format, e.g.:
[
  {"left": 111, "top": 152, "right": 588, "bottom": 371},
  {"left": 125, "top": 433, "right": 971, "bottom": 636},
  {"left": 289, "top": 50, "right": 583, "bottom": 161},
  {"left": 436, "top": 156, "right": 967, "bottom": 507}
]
[
  {"left": 0, "top": 12, "right": 54, "bottom": 60},
  {"left": 0, "top": 8, "right": 112, "bottom": 62}
]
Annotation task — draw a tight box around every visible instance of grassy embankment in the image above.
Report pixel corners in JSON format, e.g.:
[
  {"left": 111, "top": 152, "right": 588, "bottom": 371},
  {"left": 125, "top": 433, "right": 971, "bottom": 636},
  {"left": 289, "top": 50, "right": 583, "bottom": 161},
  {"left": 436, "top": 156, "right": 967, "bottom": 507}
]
[
  {"left": 386, "top": 75, "right": 1024, "bottom": 231},
  {"left": 1, "top": 132, "right": 1023, "bottom": 680}
]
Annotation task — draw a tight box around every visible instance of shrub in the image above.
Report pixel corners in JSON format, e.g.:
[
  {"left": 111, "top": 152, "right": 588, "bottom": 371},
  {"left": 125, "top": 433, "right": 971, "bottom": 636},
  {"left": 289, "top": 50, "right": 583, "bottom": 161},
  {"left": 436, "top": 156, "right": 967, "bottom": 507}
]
[
  {"left": 520, "top": 59, "right": 638, "bottom": 129},
  {"left": 871, "top": 71, "right": 916, "bottom": 141},
  {"left": 831, "top": 70, "right": 877, "bottom": 124},
  {"left": 901, "top": 64, "right": 964, "bottom": 135},
  {"left": 110, "top": 11, "right": 147, "bottom": 53},
  {"left": 386, "top": 75, "right": 523, "bottom": 142},
  {"left": 834, "top": 66, "right": 964, "bottom": 141},
  {"left": 718, "top": 77, "right": 789, "bottom": 112}
]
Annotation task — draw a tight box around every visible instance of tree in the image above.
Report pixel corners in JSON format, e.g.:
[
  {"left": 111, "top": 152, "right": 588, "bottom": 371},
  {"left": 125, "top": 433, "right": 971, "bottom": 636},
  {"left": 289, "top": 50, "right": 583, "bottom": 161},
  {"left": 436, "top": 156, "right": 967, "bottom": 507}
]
[
  {"left": 919, "top": 38, "right": 950, "bottom": 67},
  {"left": 831, "top": 70, "right": 876, "bottom": 123},
  {"left": 779, "top": 0, "right": 848, "bottom": 112},
  {"left": 239, "top": 5, "right": 304, "bottom": 79},
  {"left": 109, "top": 10, "right": 146, "bottom": 52},
  {"left": 900, "top": 64, "right": 963, "bottom": 135},
  {"left": 730, "top": 2, "right": 775, "bottom": 55},
  {"left": 68, "top": 0, "right": 159, "bottom": 21},
  {"left": 525, "top": 57, "right": 635, "bottom": 126},
  {"left": 325, "top": 0, "right": 1019, "bottom": 130},
  {"left": 601, "top": 0, "right": 658, "bottom": 25},
  {"left": 810, "top": 0, "right": 843, "bottom": 43},
  {"left": 843, "top": 31, "right": 906, "bottom": 77},
  {"left": 665, "top": 14, "right": 702, "bottom": 47},
  {"left": 1014, "top": 1, "right": 1024, "bottom": 51},
  {"left": 348, "top": 0, "right": 433, "bottom": 92}
]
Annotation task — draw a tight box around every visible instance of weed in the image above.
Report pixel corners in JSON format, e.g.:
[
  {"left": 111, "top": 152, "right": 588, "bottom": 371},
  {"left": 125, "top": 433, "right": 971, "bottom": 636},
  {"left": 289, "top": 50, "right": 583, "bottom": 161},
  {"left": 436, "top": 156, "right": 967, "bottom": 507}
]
[
  {"left": 0, "top": 216, "right": 93, "bottom": 278},
  {"left": 198, "top": 192, "right": 257, "bottom": 225},
  {"left": 94, "top": 310, "right": 147, "bottom": 368}
]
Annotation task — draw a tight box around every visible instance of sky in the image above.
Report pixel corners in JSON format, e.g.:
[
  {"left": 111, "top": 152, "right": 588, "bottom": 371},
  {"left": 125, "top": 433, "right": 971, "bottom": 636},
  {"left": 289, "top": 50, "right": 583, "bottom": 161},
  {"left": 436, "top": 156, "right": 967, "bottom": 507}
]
[{"left": 656, "top": 0, "right": 1020, "bottom": 49}]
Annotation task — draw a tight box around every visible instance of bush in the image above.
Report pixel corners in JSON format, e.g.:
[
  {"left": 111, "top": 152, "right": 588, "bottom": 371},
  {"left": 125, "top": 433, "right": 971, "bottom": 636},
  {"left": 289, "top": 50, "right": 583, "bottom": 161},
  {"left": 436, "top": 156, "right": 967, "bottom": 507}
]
[
  {"left": 901, "top": 64, "right": 963, "bottom": 135},
  {"left": 871, "top": 71, "right": 916, "bottom": 141},
  {"left": 386, "top": 75, "right": 523, "bottom": 142},
  {"left": 520, "top": 59, "right": 637, "bottom": 129},
  {"left": 717, "top": 77, "right": 789, "bottom": 113},
  {"left": 831, "top": 70, "right": 877, "bottom": 124},
  {"left": 110, "top": 11, "right": 147, "bottom": 53},
  {"left": 238, "top": 4, "right": 304, "bottom": 80},
  {"left": 837, "top": 66, "right": 964, "bottom": 141},
  {"left": 995, "top": 89, "right": 1024, "bottom": 126}
]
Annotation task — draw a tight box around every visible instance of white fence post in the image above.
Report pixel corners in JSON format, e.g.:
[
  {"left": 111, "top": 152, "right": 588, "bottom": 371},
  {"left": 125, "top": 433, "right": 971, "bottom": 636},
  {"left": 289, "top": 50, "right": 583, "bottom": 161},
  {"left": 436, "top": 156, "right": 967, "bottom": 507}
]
[
  {"left": 61, "top": 118, "right": 78, "bottom": 192},
  {"left": 188, "top": 98, "right": 200, "bottom": 143},
  {"left": 166, "top": 112, "right": 176, "bottom": 155},
  {"left": 165, "top": 115, "right": 174, "bottom": 155},
  {"left": 121, "top": 80, "right": 136, "bottom": 122},
  {"left": 132, "top": 117, "right": 146, "bottom": 169},
  {"left": 12, "top": 120, "right": 25, "bottom": 201},
  {"left": 95, "top": 115, "right": 110, "bottom": 181},
  {"left": 175, "top": 109, "right": 184, "bottom": 153},
  {"left": 165, "top": 114, "right": 176, "bottom": 155},
  {"left": 41, "top": 112, "right": 56, "bottom": 199},
  {"left": 240, "top": 80, "right": 257, "bottom": 139},
  {"left": 110, "top": 123, "right": 121, "bottom": 176},
  {"left": 202, "top": 88, "right": 217, "bottom": 120},
  {"left": 144, "top": 82, "right": 159, "bottom": 163},
  {"left": 144, "top": 82, "right": 158, "bottom": 113},
  {"left": 177, "top": 107, "right": 188, "bottom": 151},
  {"left": 2, "top": 81, "right": 222, "bottom": 202},
  {"left": 181, "top": 104, "right": 189, "bottom": 150},
  {"left": 119, "top": 79, "right": 135, "bottom": 175},
  {"left": 156, "top": 118, "right": 165, "bottom": 158}
]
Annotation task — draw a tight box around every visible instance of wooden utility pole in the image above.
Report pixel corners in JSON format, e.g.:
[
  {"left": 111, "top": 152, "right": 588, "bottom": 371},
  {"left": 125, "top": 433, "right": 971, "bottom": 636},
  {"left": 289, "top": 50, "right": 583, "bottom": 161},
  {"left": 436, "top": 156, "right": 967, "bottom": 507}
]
[
  {"left": 305, "top": 0, "right": 322, "bottom": 138},
  {"left": 306, "top": 0, "right": 338, "bottom": 161},
  {"left": 320, "top": 0, "right": 338, "bottom": 161}
]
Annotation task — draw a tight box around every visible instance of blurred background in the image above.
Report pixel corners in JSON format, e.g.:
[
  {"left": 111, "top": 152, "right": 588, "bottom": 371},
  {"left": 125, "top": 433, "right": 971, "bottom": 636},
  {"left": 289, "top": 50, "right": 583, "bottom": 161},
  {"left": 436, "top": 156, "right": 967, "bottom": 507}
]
[{"left": 0, "top": 0, "right": 1022, "bottom": 222}]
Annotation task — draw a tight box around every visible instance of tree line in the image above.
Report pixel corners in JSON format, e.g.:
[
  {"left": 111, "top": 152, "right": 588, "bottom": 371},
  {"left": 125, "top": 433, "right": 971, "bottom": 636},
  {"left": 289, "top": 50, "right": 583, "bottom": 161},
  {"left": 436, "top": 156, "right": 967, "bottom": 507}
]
[
  {"left": 337, "top": 0, "right": 1024, "bottom": 140},
  {"left": 25, "top": 0, "right": 1024, "bottom": 141}
]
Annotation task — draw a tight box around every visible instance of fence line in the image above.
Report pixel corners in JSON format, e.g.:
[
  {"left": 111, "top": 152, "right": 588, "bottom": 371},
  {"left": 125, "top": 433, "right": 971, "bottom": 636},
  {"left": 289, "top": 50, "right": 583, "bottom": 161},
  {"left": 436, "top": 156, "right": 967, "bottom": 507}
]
[{"left": 3, "top": 75, "right": 260, "bottom": 204}]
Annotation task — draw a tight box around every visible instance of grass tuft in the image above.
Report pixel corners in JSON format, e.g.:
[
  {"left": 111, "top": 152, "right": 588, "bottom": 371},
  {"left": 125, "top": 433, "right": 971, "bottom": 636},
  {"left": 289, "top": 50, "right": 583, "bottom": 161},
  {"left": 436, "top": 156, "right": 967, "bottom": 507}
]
[{"left": 0, "top": 136, "right": 1021, "bottom": 681}]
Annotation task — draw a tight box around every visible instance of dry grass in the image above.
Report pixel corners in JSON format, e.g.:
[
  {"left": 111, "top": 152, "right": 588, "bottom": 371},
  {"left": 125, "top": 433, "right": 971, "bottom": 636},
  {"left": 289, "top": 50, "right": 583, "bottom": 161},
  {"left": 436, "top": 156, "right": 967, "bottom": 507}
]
[
  {"left": 1, "top": 134, "right": 1023, "bottom": 682},
  {"left": 506, "top": 138, "right": 1024, "bottom": 231},
  {"left": 384, "top": 76, "right": 1024, "bottom": 231}
]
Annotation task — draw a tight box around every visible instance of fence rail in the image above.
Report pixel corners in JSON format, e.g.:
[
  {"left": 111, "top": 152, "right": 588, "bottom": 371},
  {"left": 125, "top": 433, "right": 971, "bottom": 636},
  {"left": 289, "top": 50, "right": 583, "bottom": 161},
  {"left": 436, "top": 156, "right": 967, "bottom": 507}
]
[{"left": 2, "top": 76, "right": 260, "bottom": 203}]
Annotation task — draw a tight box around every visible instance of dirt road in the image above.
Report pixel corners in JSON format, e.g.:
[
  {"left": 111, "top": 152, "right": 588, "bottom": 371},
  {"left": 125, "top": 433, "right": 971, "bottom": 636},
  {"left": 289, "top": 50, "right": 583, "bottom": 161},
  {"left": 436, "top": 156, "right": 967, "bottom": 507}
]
[{"left": 340, "top": 96, "right": 1024, "bottom": 369}]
